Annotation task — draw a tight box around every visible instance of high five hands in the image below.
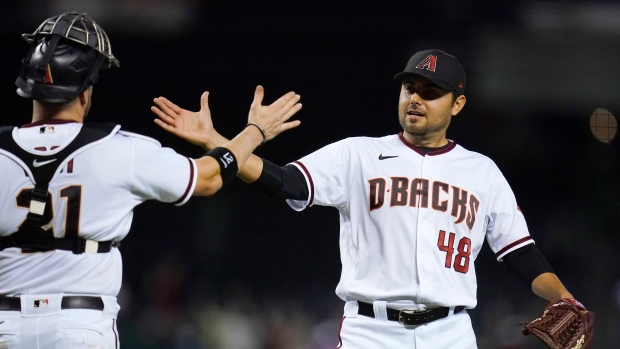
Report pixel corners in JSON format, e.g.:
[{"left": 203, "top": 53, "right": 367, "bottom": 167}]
[{"left": 151, "top": 85, "right": 302, "bottom": 148}]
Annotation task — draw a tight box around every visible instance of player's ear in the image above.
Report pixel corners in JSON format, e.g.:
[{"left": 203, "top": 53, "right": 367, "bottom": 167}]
[
  {"left": 77, "top": 86, "right": 92, "bottom": 108},
  {"left": 451, "top": 95, "right": 466, "bottom": 116}
]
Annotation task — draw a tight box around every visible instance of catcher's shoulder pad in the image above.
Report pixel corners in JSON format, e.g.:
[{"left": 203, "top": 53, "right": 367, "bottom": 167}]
[
  {"left": 522, "top": 298, "right": 595, "bottom": 349},
  {"left": 117, "top": 130, "right": 162, "bottom": 147}
]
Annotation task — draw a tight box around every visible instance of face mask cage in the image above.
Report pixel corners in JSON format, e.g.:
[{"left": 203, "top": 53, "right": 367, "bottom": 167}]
[{"left": 22, "top": 11, "right": 119, "bottom": 69}]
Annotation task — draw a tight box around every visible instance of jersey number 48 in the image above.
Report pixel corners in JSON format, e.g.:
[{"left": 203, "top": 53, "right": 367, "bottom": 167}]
[{"left": 437, "top": 230, "right": 471, "bottom": 274}]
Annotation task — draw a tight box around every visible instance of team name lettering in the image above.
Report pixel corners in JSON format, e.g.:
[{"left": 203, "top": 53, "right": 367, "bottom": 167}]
[{"left": 368, "top": 177, "right": 480, "bottom": 229}]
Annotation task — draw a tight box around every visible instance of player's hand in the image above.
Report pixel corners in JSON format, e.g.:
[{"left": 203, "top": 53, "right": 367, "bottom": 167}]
[
  {"left": 247, "top": 85, "right": 302, "bottom": 142},
  {"left": 151, "top": 92, "right": 214, "bottom": 148}
]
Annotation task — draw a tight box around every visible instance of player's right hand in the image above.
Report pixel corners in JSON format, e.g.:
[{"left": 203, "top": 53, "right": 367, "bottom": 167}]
[
  {"left": 246, "top": 85, "right": 302, "bottom": 142},
  {"left": 152, "top": 86, "right": 302, "bottom": 148},
  {"left": 152, "top": 92, "right": 214, "bottom": 148}
]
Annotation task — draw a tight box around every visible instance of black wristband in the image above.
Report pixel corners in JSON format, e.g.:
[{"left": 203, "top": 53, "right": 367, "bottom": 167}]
[
  {"left": 245, "top": 123, "right": 267, "bottom": 145},
  {"left": 204, "top": 147, "right": 238, "bottom": 187}
]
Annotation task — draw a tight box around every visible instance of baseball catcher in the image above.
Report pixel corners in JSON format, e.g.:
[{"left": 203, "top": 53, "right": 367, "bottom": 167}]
[
  {"left": 0, "top": 11, "right": 301, "bottom": 348},
  {"left": 522, "top": 298, "right": 595, "bottom": 349}
]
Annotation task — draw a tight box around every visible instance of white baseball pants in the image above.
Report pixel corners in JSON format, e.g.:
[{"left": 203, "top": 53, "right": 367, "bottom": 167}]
[{"left": 0, "top": 295, "right": 119, "bottom": 349}]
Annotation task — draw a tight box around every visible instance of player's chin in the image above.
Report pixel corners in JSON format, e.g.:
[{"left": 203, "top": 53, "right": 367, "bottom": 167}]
[
  {"left": 405, "top": 124, "right": 435, "bottom": 139},
  {"left": 401, "top": 118, "right": 424, "bottom": 131}
]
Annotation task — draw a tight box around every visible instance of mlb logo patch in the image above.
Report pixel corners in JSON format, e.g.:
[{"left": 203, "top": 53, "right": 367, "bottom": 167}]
[
  {"left": 39, "top": 126, "right": 54, "bottom": 134},
  {"left": 34, "top": 299, "right": 49, "bottom": 308}
]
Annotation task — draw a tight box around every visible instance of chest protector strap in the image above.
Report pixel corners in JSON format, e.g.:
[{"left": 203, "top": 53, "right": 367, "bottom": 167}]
[{"left": 0, "top": 123, "right": 120, "bottom": 254}]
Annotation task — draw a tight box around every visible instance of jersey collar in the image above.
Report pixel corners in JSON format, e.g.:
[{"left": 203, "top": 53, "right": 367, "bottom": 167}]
[
  {"left": 398, "top": 132, "right": 456, "bottom": 156},
  {"left": 21, "top": 119, "right": 80, "bottom": 128}
]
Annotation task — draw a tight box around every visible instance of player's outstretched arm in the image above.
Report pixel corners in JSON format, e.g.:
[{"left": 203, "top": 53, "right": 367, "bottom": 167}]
[
  {"left": 531, "top": 272, "right": 573, "bottom": 302},
  {"left": 151, "top": 86, "right": 301, "bottom": 195}
]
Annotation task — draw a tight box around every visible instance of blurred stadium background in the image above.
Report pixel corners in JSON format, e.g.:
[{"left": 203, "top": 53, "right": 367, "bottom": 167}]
[{"left": 1, "top": 1, "right": 618, "bottom": 348}]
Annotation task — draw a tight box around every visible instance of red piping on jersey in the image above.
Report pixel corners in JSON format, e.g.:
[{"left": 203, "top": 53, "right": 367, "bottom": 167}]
[
  {"left": 398, "top": 132, "right": 456, "bottom": 156},
  {"left": 336, "top": 316, "right": 346, "bottom": 348},
  {"left": 113, "top": 318, "right": 119, "bottom": 349},
  {"left": 293, "top": 160, "right": 314, "bottom": 205},
  {"left": 173, "top": 158, "right": 194, "bottom": 205},
  {"left": 495, "top": 236, "right": 533, "bottom": 258}
]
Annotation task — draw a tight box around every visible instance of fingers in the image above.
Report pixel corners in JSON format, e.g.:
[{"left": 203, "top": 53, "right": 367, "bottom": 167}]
[
  {"left": 152, "top": 97, "right": 178, "bottom": 120},
  {"left": 154, "top": 96, "right": 182, "bottom": 115},
  {"left": 200, "top": 92, "right": 210, "bottom": 112},
  {"left": 247, "top": 87, "right": 302, "bottom": 140},
  {"left": 251, "top": 86, "right": 299, "bottom": 115},
  {"left": 151, "top": 99, "right": 178, "bottom": 129},
  {"left": 270, "top": 91, "right": 297, "bottom": 111},
  {"left": 282, "top": 102, "right": 303, "bottom": 122},
  {"left": 153, "top": 118, "right": 176, "bottom": 133},
  {"left": 280, "top": 120, "right": 302, "bottom": 132},
  {"left": 151, "top": 103, "right": 181, "bottom": 136},
  {"left": 262, "top": 119, "right": 302, "bottom": 141},
  {"left": 251, "top": 85, "right": 265, "bottom": 108},
  {"left": 280, "top": 94, "right": 302, "bottom": 121},
  {"left": 151, "top": 105, "right": 170, "bottom": 122}
]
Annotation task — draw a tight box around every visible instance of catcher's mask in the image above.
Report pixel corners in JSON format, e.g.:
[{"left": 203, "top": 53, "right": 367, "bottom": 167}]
[{"left": 15, "top": 11, "right": 120, "bottom": 103}]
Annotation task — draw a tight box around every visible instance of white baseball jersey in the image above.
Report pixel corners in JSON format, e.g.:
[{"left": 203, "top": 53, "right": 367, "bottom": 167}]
[
  {"left": 287, "top": 133, "right": 533, "bottom": 309},
  {"left": 0, "top": 120, "right": 197, "bottom": 297}
]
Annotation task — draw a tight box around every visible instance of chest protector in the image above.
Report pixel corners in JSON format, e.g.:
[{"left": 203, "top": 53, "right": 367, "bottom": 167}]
[{"left": 0, "top": 122, "right": 120, "bottom": 254}]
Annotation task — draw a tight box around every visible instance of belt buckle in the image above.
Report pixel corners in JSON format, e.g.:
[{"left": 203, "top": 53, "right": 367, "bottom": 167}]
[{"left": 398, "top": 308, "right": 430, "bottom": 326}]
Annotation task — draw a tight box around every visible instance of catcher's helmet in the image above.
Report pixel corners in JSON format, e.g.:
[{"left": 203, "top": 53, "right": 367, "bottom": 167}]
[{"left": 15, "top": 11, "right": 120, "bottom": 103}]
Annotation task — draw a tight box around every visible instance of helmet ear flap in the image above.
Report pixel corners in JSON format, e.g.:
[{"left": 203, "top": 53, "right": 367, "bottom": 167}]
[
  {"left": 16, "top": 36, "right": 102, "bottom": 103},
  {"left": 16, "top": 35, "right": 62, "bottom": 101},
  {"left": 29, "top": 35, "right": 61, "bottom": 83}
]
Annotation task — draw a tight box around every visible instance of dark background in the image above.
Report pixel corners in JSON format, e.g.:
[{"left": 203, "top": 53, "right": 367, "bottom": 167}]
[{"left": 1, "top": 1, "right": 618, "bottom": 348}]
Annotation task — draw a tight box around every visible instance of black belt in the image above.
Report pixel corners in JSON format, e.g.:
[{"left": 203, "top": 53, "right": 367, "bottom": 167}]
[
  {"left": 357, "top": 301, "right": 465, "bottom": 326},
  {"left": 0, "top": 235, "right": 120, "bottom": 254},
  {"left": 0, "top": 296, "right": 104, "bottom": 311},
  {"left": 53, "top": 239, "right": 120, "bottom": 254}
]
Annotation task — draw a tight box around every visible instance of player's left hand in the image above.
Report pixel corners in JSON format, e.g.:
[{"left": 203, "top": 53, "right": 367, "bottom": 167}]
[
  {"left": 152, "top": 92, "right": 214, "bottom": 148},
  {"left": 246, "top": 85, "right": 302, "bottom": 142},
  {"left": 522, "top": 298, "right": 595, "bottom": 349}
]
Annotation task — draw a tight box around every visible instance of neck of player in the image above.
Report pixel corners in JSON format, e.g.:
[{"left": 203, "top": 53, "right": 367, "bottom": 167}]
[
  {"left": 31, "top": 88, "right": 90, "bottom": 124},
  {"left": 403, "top": 131, "right": 449, "bottom": 149}
]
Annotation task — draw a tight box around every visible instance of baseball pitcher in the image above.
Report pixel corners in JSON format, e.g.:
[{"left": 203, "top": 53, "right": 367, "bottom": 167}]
[{"left": 152, "top": 49, "right": 593, "bottom": 349}]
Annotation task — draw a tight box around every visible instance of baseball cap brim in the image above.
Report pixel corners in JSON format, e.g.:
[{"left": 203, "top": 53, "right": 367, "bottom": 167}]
[{"left": 393, "top": 71, "right": 455, "bottom": 92}]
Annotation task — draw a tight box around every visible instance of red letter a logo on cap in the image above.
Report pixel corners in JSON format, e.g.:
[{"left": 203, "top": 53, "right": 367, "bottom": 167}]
[{"left": 416, "top": 55, "right": 437, "bottom": 72}]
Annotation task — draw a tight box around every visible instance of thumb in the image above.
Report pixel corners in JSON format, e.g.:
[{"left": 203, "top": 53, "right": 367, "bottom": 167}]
[
  {"left": 200, "top": 91, "right": 210, "bottom": 112},
  {"left": 252, "top": 85, "right": 265, "bottom": 107}
]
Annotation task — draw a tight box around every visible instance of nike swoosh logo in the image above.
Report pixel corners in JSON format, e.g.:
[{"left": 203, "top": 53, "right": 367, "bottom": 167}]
[
  {"left": 33, "top": 158, "right": 57, "bottom": 167},
  {"left": 378, "top": 154, "right": 398, "bottom": 160}
]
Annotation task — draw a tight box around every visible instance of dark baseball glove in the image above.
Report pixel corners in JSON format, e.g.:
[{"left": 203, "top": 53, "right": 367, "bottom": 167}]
[{"left": 522, "top": 298, "right": 595, "bottom": 349}]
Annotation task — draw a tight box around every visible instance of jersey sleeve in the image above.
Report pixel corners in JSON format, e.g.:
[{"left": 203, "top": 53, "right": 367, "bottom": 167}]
[
  {"left": 127, "top": 135, "right": 197, "bottom": 206},
  {"left": 486, "top": 173, "right": 534, "bottom": 261},
  {"left": 286, "top": 138, "right": 355, "bottom": 211}
]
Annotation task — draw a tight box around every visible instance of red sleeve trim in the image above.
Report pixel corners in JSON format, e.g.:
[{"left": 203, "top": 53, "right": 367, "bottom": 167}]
[
  {"left": 293, "top": 160, "right": 314, "bottom": 205},
  {"left": 336, "top": 316, "right": 346, "bottom": 348},
  {"left": 173, "top": 158, "right": 194, "bottom": 205},
  {"left": 495, "top": 236, "right": 533, "bottom": 258}
]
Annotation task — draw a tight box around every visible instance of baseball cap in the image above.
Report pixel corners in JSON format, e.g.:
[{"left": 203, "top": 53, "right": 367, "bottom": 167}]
[{"left": 393, "top": 49, "right": 466, "bottom": 95}]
